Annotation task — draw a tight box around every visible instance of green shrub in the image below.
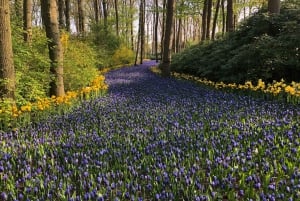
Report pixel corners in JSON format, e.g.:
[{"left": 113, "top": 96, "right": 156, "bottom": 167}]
[
  {"left": 171, "top": 2, "right": 300, "bottom": 84},
  {"left": 63, "top": 38, "right": 99, "bottom": 92},
  {"left": 12, "top": 26, "right": 50, "bottom": 104},
  {"left": 111, "top": 45, "right": 135, "bottom": 66}
]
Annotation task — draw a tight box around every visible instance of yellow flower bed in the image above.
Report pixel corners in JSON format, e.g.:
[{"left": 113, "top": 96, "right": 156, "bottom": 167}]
[
  {"left": 151, "top": 66, "right": 300, "bottom": 104},
  {"left": 0, "top": 75, "right": 108, "bottom": 129}
]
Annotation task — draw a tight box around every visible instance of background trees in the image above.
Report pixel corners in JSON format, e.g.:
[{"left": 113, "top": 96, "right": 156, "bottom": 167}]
[{"left": 1, "top": 0, "right": 299, "bottom": 104}]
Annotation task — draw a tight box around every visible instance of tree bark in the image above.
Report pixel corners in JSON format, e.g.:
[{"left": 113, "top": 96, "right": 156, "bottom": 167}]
[
  {"left": 139, "top": 0, "right": 145, "bottom": 64},
  {"left": 161, "top": 0, "right": 166, "bottom": 59},
  {"left": 154, "top": 0, "right": 159, "bottom": 61},
  {"left": 160, "top": 0, "right": 175, "bottom": 77},
  {"left": 268, "top": 0, "right": 280, "bottom": 14},
  {"left": 41, "top": 0, "right": 65, "bottom": 97},
  {"left": 201, "top": 0, "right": 208, "bottom": 41},
  {"left": 65, "top": 0, "right": 71, "bottom": 32},
  {"left": 103, "top": 0, "right": 108, "bottom": 31},
  {"left": 221, "top": 0, "right": 225, "bottom": 36},
  {"left": 0, "top": 0, "right": 16, "bottom": 100},
  {"left": 130, "top": 0, "right": 134, "bottom": 51},
  {"left": 23, "top": 0, "right": 33, "bottom": 43},
  {"left": 77, "top": 0, "right": 85, "bottom": 34},
  {"left": 226, "top": 0, "right": 234, "bottom": 32},
  {"left": 206, "top": 0, "right": 212, "bottom": 40},
  {"left": 94, "top": 0, "right": 99, "bottom": 23},
  {"left": 212, "top": 0, "right": 220, "bottom": 40},
  {"left": 114, "top": 0, "right": 119, "bottom": 35},
  {"left": 58, "top": 0, "right": 65, "bottom": 29}
]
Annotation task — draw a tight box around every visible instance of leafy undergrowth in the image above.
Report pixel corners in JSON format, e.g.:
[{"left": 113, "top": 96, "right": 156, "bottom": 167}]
[{"left": 0, "top": 61, "right": 300, "bottom": 200}]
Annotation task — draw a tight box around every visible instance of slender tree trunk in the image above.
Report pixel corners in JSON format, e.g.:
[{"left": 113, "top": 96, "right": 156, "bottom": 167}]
[
  {"left": 140, "top": 0, "right": 145, "bottom": 64},
  {"left": 226, "top": 0, "right": 234, "bottom": 32},
  {"left": 268, "top": 0, "right": 280, "bottom": 14},
  {"left": 23, "top": 0, "right": 33, "bottom": 43},
  {"left": 0, "top": 0, "right": 16, "bottom": 100},
  {"left": 65, "top": 0, "right": 70, "bottom": 32},
  {"left": 160, "top": 0, "right": 175, "bottom": 77},
  {"left": 58, "top": 0, "right": 65, "bottom": 29},
  {"left": 41, "top": 0, "right": 65, "bottom": 97},
  {"left": 103, "top": 0, "right": 108, "bottom": 31},
  {"left": 161, "top": 0, "right": 166, "bottom": 59},
  {"left": 130, "top": 0, "right": 134, "bottom": 51},
  {"left": 221, "top": 0, "right": 225, "bottom": 35},
  {"left": 154, "top": 0, "right": 159, "bottom": 61},
  {"left": 94, "top": 0, "right": 99, "bottom": 23},
  {"left": 134, "top": 22, "right": 141, "bottom": 66},
  {"left": 201, "top": 0, "right": 208, "bottom": 41},
  {"left": 212, "top": 0, "right": 220, "bottom": 40},
  {"left": 114, "top": 0, "right": 119, "bottom": 35},
  {"left": 78, "top": 0, "right": 85, "bottom": 34},
  {"left": 206, "top": 0, "right": 212, "bottom": 40},
  {"left": 176, "top": 17, "right": 182, "bottom": 53}
]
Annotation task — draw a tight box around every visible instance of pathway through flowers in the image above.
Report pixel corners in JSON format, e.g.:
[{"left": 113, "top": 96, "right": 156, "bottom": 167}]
[{"left": 0, "top": 61, "right": 299, "bottom": 200}]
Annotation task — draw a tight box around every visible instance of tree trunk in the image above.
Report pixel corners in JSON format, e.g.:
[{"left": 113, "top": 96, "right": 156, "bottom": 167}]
[
  {"left": 58, "top": 0, "right": 65, "bottom": 29},
  {"left": 268, "top": 0, "right": 280, "bottom": 14},
  {"left": 78, "top": 0, "right": 85, "bottom": 34},
  {"left": 114, "top": 0, "right": 119, "bottom": 35},
  {"left": 212, "top": 0, "right": 220, "bottom": 40},
  {"left": 94, "top": 0, "right": 99, "bottom": 23},
  {"left": 41, "top": 0, "right": 65, "bottom": 97},
  {"left": 130, "top": 0, "right": 134, "bottom": 51},
  {"left": 226, "top": 0, "right": 234, "bottom": 32},
  {"left": 139, "top": 0, "right": 145, "bottom": 64},
  {"left": 103, "top": 0, "right": 108, "bottom": 31},
  {"left": 154, "top": 0, "right": 159, "bottom": 61},
  {"left": 221, "top": 0, "right": 225, "bottom": 35},
  {"left": 176, "top": 17, "right": 182, "bottom": 53},
  {"left": 23, "top": 0, "right": 33, "bottom": 43},
  {"left": 206, "top": 0, "right": 212, "bottom": 40},
  {"left": 160, "top": 0, "right": 175, "bottom": 77},
  {"left": 161, "top": 0, "right": 166, "bottom": 59},
  {"left": 0, "top": 0, "right": 16, "bottom": 100},
  {"left": 134, "top": 22, "right": 141, "bottom": 66},
  {"left": 65, "top": 0, "right": 71, "bottom": 32},
  {"left": 201, "top": 0, "right": 208, "bottom": 41}
]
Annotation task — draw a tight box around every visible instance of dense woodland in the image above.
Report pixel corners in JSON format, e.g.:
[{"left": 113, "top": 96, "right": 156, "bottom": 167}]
[
  {"left": 1, "top": 1, "right": 300, "bottom": 200},
  {"left": 0, "top": 0, "right": 299, "bottom": 105}
]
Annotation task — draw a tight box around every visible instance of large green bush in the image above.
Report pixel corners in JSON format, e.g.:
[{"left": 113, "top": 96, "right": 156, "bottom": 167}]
[
  {"left": 171, "top": 1, "right": 300, "bottom": 84},
  {"left": 63, "top": 38, "right": 99, "bottom": 92}
]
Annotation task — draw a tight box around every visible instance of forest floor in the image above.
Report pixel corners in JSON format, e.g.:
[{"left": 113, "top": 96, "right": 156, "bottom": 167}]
[{"left": 1, "top": 61, "right": 300, "bottom": 200}]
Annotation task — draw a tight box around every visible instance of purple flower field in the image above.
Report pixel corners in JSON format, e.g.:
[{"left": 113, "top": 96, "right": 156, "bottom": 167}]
[{"left": 1, "top": 61, "right": 300, "bottom": 200}]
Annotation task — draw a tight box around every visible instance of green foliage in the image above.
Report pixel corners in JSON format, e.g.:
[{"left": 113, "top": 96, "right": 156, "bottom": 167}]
[
  {"left": 63, "top": 38, "right": 99, "bottom": 92},
  {"left": 88, "top": 23, "right": 134, "bottom": 68},
  {"left": 111, "top": 45, "right": 135, "bottom": 66},
  {"left": 171, "top": 2, "right": 300, "bottom": 84},
  {"left": 12, "top": 25, "right": 50, "bottom": 105}
]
